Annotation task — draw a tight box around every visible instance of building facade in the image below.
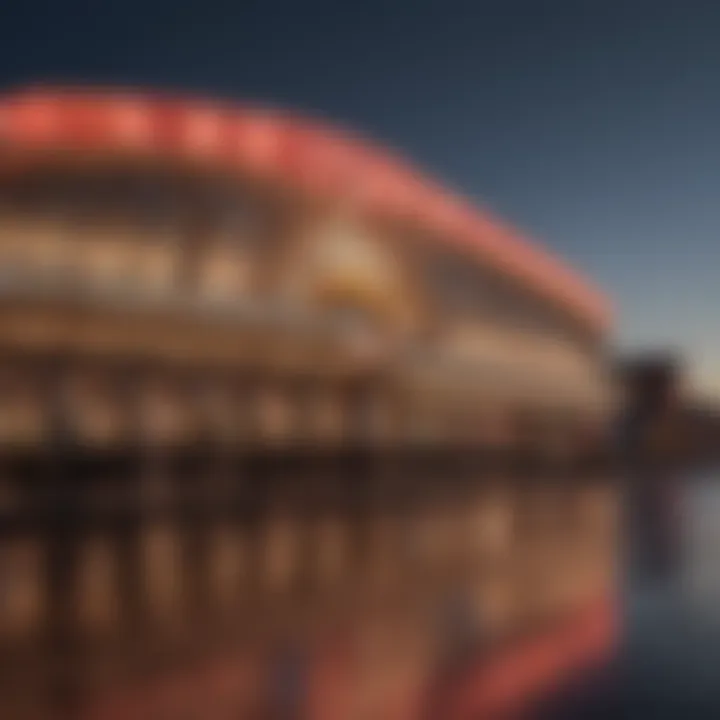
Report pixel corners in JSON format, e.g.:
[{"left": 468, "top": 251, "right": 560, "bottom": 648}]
[{"left": 0, "top": 87, "right": 617, "bottom": 719}]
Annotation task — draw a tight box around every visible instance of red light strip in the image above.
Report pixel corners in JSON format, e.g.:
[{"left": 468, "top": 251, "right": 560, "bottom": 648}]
[
  {"left": 0, "top": 87, "right": 611, "bottom": 331},
  {"left": 447, "top": 595, "right": 618, "bottom": 719}
]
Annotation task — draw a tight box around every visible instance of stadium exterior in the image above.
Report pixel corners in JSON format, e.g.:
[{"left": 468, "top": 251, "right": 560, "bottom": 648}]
[{"left": 0, "top": 87, "right": 617, "bottom": 719}]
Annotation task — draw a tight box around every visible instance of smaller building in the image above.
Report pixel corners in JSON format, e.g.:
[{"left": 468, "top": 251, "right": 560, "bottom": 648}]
[
  {"left": 618, "top": 352, "right": 720, "bottom": 465},
  {"left": 618, "top": 352, "right": 683, "bottom": 416}
]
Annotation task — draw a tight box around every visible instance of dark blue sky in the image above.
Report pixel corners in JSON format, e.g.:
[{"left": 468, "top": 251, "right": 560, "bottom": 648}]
[{"left": 2, "top": 0, "right": 720, "bottom": 388}]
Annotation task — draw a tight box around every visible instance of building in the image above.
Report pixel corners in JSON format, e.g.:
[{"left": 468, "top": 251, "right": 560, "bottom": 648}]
[
  {"left": 619, "top": 352, "right": 682, "bottom": 415},
  {"left": 618, "top": 353, "right": 720, "bottom": 464},
  {"left": 0, "top": 87, "right": 617, "bottom": 718}
]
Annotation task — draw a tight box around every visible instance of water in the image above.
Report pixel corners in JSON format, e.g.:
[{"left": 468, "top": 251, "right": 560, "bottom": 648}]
[{"left": 545, "top": 471, "right": 720, "bottom": 719}]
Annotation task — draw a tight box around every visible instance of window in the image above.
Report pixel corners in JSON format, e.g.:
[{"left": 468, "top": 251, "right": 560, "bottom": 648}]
[
  {"left": 0, "top": 171, "right": 186, "bottom": 294},
  {"left": 291, "top": 217, "right": 408, "bottom": 332},
  {"left": 71, "top": 176, "right": 182, "bottom": 294},
  {"left": 197, "top": 231, "right": 255, "bottom": 300},
  {"left": 0, "top": 205, "right": 68, "bottom": 282},
  {"left": 72, "top": 218, "right": 139, "bottom": 289},
  {"left": 418, "top": 237, "right": 597, "bottom": 351},
  {"left": 195, "top": 190, "right": 271, "bottom": 301}
]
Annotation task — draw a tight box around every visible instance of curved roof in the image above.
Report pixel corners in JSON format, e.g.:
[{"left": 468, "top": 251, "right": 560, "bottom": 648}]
[{"left": 0, "top": 86, "right": 611, "bottom": 331}]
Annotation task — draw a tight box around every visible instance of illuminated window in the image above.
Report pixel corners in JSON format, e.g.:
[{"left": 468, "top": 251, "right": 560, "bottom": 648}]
[
  {"left": 132, "top": 229, "right": 180, "bottom": 292},
  {"left": 70, "top": 218, "right": 134, "bottom": 288},
  {"left": 197, "top": 206, "right": 262, "bottom": 300},
  {"left": 198, "top": 240, "right": 254, "bottom": 300}
]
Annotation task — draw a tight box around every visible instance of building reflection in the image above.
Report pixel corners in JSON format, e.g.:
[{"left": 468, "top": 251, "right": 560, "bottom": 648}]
[
  {"left": 0, "top": 454, "right": 618, "bottom": 718},
  {"left": 619, "top": 354, "right": 685, "bottom": 583}
]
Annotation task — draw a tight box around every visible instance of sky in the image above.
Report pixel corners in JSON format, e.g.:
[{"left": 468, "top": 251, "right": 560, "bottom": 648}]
[{"left": 1, "top": 0, "right": 720, "bottom": 392}]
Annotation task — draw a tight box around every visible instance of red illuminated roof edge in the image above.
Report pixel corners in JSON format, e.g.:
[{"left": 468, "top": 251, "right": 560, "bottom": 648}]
[{"left": 0, "top": 86, "right": 611, "bottom": 331}]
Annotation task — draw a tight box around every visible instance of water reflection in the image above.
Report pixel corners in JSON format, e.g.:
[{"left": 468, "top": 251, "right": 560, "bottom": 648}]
[
  {"left": 543, "top": 468, "right": 720, "bottom": 720},
  {"left": 0, "top": 457, "right": 617, "bottom": 719}
]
